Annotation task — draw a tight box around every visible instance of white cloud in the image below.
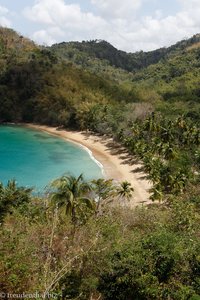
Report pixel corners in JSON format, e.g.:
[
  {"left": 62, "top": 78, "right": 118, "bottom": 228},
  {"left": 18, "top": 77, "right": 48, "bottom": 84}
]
[
  {"left": 106, "top": 0, "right": 200, "bottom": 51},
  {"left": 23, "top": 0, "right": 54, "bottom": 25},
  {"left": 23, "top": 0, "right": 107, "bottom": 45},
  {"left": 23, "top": 0, "right": 106, "bottom": 28},
  {"left": 90, "top": 0, "right": 142, "bottom": 18},
  {"left": 0, "top": 5, "right": 12, "bottom": 27},
  {"left": 0, "top": 6, "right": 9, "bottom": 15},
  {"left": 23, "top": 0, "right": 200, "bottom": 52},
  {"left": 178, "top": 0, "right": 200, "bottom": 8},
  {"left": 32, "top": 29, "right": 56, "bottom": 45},
  {"left": 33, "top": 26, "right": 65, "bottom": 45}
]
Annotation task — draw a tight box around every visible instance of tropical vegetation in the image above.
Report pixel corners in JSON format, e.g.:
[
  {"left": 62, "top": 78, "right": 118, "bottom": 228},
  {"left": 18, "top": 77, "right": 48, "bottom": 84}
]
[
  {"left": 0, "top": 26, "right": 200, "bottom": 299},
  {"left": 0, "top": 176, "right": 200, "bottom": 299}
]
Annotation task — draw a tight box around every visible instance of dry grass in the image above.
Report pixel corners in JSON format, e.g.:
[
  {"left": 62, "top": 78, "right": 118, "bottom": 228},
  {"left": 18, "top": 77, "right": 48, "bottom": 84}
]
[{"left": 186, "top": 42, "right": 200, "bottom": 51}]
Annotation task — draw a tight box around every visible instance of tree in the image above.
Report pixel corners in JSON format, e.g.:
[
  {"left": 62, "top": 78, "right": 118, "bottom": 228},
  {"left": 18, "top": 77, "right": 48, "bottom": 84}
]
[
  {"left": 161, "top": 142, "right": 177, "bottom": 160},
  {"left": 116, "top": 181, "right": 134, "bottom": 204},
  {"left": 149, "top": 183, "right": 163, "bottom": 202},
  {"left": 0, "top": 180, "right": 32, "bottom": 223},
  {"left": 50, "top": 174, "right": 95, "bottom": 225},
  {"left": 91, "top": 178, "right": 115, "bottom": 214}
]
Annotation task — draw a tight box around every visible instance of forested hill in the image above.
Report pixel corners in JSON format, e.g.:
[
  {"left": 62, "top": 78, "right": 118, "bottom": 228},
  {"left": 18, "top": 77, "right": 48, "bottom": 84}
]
[
  {"left": 0, "top": 27, "right": 200, "bottom": 126},
  {"left": 0, "top": 27, "right": 37, "bottom": 67},
  {"left": 0, "top": 27, "right": 139, "bottom": 126},
  {"left": 50, "top": 34, "right": 200, "bottom": 72}
]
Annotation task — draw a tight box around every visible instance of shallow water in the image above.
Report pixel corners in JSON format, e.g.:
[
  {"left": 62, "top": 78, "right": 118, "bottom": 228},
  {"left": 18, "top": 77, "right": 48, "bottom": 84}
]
[{"left": 0, "top": 125, "right": 103, "bottom": 192}]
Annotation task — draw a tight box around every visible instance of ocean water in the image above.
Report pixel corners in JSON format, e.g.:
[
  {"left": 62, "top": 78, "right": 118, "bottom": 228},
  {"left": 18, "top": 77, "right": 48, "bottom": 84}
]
[{"left": 0, "top": 125, "right": 103, "bottom": 192}]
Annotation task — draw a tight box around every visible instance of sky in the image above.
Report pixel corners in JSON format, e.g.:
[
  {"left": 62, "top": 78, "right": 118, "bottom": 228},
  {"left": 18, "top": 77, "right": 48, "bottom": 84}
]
[{"left": 0, "top": 0, "right": 200, "bottom": 52}]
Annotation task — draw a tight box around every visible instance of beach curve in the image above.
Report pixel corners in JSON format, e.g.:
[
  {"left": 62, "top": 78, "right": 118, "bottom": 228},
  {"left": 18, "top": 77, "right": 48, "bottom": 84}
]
[{"left": 26, "top": 124, "right": 152, "bottom": 207}]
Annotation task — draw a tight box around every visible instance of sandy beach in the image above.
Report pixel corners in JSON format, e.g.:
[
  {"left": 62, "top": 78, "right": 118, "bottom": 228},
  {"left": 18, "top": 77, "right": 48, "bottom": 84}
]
[{"left": 26, "top": 124, "right": 152, "bottom": 207}]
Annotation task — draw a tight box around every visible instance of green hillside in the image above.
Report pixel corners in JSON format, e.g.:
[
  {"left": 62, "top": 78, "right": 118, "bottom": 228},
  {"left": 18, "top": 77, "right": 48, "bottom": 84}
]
[
  {"left": 0, "top": 27, "right": 37, "bottom": 70},
  {"left": 132, "top": 38, "right": 200, "bottom": 120},
  {"left": 0, "top": 28, "right": 139, "bottom": 126},
  {"left": 49, "top": 34, "right": 200, "bottom": 122},
  {"left": 50, "top": 34, "right": 200, "bottom": 72}
]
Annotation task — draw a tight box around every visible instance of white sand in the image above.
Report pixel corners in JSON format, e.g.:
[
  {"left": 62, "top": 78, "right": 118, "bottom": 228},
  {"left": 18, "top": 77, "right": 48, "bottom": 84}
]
[{"left": 26, "top": 124, "right": 152, "bottom": 207}]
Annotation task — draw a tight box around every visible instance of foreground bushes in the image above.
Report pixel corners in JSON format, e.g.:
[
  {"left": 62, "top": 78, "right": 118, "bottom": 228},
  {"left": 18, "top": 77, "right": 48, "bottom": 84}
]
[{"left": 0, "top": 183, "right": 200, "bottom": 299}]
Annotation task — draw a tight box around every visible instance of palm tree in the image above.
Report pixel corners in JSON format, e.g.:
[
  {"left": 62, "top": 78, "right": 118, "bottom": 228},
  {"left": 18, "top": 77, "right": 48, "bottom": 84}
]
[
  {"left": 91, "top": 178, "right": 115, "bottom": 214},
  {"left": 143, "top": 113, "right": 157, "bottom": 132},
  {"left": 116, "top": 181, "right": 134, "bottom": 204},
  {"left": 161, "top": 143, "right": 177, "bottom": 160},
  {"left": 150, "top": 183, "right": 163, "bottom": 202},
  {"left": 51, "top": 174, "right": 95, "bottom": 225},
  {"left": 170, "top": 170, "right": 189, "bottom": 195},
  {"left": 5, "top": 180, "right": 32, "bottom": 204},
  {"left": 0, "top": 180, "right": 32, "bottom": 223}
]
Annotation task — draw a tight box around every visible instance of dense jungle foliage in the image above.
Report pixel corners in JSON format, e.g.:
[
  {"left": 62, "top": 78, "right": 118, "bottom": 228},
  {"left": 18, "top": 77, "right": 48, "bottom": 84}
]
[
  {"left": 0, "top": 176, "right": 200, "bottom": 299},
  {"left": 0, "top": 27, "right": 200, "bottom": 299}
]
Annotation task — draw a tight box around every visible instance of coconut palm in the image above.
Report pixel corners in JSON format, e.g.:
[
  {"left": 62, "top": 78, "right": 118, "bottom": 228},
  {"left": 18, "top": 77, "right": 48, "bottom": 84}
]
[
  {"left": 150, "top": 183, "right": 163, "bottom": 202},
  {"left": 143, "top": 113, "right": 157, "bottom": 132},
  {"left": 91, "top": 178, "right": 115, "bottom": 214},
  {"left": 0, "top": 180, "right": 32, "bottom": 222},
  {"left": 170, "top": 170, "right": 189, "bottom": 195},
  {"left": 161, "top": 143, "right": 177, "bottom": 160},
  {"left": 116, "top": 181, "right": 134, "bottom": 204},
  {"left": 5, "top": 179, "right": 32, "bottom": 203},
  {"left": 51, "top": 174, "right": 95, "bottom": 225}
]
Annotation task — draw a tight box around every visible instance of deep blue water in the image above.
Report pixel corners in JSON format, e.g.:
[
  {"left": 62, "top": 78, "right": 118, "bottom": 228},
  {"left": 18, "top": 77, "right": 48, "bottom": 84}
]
[{"left": 0, "top": 125, "right": 103, "bottom": 192}]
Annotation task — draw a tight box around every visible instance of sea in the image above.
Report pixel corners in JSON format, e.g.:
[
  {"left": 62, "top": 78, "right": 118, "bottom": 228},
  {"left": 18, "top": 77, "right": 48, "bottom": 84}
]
[{"left": 0, "top": 125, "right": 103, "bottom": 192}]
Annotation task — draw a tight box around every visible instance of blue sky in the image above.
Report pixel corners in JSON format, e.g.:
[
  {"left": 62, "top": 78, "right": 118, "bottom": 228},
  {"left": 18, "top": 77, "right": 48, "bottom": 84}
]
[{"left": 0, "top": 0, "right": 200, "bottom": 52}]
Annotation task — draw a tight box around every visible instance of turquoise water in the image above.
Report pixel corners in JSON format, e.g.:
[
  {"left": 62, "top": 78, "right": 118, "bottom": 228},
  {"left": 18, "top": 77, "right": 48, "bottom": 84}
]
[{"left": 0, "top": 125, "right": 103, "bottom": 192}]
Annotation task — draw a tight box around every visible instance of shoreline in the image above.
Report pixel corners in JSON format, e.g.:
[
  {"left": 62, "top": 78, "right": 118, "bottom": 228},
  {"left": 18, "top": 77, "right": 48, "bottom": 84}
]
[{"left": 26, "top": 124, "right": 152, "bottom": 207}]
